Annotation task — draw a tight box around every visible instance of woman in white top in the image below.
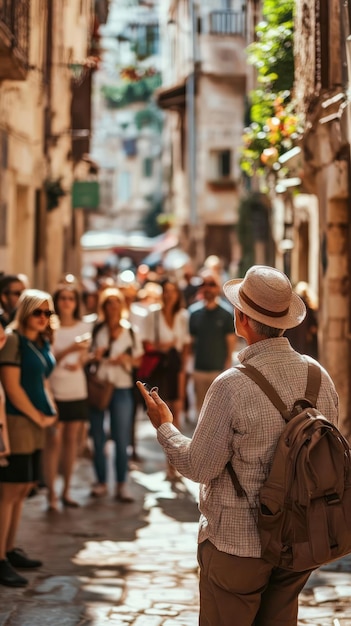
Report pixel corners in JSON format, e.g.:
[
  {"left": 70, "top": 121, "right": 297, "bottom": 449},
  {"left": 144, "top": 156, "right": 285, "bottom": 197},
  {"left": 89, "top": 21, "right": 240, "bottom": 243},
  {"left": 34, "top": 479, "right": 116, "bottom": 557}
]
[
  {"left": 46, "top": 286, "right": 92, "bottom": 510},
  {"left": 143, "top": 279, "right": 190, "bottom": 478},
  {"left": 89, "top": 287, "right": 143, "bottom": 501}
]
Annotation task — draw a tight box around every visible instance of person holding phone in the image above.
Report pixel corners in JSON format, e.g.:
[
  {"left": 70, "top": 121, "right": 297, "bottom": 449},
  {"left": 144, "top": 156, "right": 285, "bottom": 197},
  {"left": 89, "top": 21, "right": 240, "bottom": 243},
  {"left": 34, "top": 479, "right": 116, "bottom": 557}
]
[
  {"left": 136, "top": 266, "right": 338, "bottom": 626},
  {"left": 0, "top": 289, "right": 57, "bottom": 587},
  {"left": 46, "top": 285, "right": 93, "bottom": 510},
  {"left": 89, "top": 287, "right": 143, "bottom": 502}
]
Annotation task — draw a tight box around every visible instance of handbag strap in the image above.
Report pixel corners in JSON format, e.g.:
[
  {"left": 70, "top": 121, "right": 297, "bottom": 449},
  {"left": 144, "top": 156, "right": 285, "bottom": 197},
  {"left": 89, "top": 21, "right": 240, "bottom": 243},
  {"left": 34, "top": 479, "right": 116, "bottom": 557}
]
[
  {"left": 129, "top": 325, "right": 135, "bottom": 349},
  {"left": 154, "top": 308, "right": 160, "bottom": 344},
  {"left": 91, "top": 323, "right": 114, "bottom": 359}
]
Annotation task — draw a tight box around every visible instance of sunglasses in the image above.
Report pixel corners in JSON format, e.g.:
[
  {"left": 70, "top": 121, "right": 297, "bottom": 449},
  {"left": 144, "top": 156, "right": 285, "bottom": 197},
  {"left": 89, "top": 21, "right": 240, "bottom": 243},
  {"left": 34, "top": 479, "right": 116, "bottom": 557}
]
[
  {"left": 3, "top": 290, "right": 23, "bottom": 297},
  {"left": 31, "top": 309, "right": 54, "bottom": 319},
  {"left": 58, "top": 295, "right": 76, "bottom": 301},
  {"left": 202, "top": 282, "right": 217, "bottom": 288}
]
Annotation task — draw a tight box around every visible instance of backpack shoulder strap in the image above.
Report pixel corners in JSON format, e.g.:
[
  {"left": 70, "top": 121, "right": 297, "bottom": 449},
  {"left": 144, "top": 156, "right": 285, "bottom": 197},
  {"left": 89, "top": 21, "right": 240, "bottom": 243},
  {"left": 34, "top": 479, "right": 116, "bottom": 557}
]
[
  {"left": 235, "top": 360, "right": 322, "bottom": 421},
  {"left": 236, "top": 363, "right": 291, "bottom": 421},
  {"left": 227, "top": 361, "right": 322, "bottom": 498},
  {"left": 304, "top": 361, "right": 321, "bottom": 406}
]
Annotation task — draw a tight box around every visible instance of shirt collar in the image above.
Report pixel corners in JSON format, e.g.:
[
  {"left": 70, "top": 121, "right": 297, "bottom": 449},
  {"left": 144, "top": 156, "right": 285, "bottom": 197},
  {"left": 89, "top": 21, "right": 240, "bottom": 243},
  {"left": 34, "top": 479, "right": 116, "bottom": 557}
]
[{"left": 237, "top": 336, "right": 293, "bottom": 364}]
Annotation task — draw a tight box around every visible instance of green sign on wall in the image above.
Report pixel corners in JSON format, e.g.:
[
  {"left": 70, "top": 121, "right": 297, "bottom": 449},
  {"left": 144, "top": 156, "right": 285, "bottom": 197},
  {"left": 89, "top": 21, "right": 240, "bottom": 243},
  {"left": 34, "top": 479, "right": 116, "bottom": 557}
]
[{"left": 72, "top": 181, "right": 99, "bottom": 210}]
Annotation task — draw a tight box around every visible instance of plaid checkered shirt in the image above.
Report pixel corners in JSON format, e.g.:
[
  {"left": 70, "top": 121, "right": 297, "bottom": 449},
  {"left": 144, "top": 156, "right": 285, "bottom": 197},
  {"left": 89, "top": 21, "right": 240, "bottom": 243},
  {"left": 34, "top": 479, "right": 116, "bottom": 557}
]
[{"left": 157, "top": 337, "right": 339, "bottom": 557}]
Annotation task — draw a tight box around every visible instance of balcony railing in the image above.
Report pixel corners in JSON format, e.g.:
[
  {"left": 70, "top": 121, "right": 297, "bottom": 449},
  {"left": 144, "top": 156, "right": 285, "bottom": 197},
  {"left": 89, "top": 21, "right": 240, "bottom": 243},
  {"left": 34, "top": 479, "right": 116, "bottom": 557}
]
[
  {"left": 209, "top": 10, "right": 246, "bottom": 37},
  {"left": 0, "top": 0, "right": 30, "bottom": 79}
]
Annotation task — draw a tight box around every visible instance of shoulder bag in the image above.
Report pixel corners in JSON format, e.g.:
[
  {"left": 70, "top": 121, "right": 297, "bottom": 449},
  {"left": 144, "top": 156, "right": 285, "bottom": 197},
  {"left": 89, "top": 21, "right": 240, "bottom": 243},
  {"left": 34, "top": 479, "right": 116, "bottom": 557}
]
[{"left": 86, "top": 328, "right": 115, "bottom": 411}]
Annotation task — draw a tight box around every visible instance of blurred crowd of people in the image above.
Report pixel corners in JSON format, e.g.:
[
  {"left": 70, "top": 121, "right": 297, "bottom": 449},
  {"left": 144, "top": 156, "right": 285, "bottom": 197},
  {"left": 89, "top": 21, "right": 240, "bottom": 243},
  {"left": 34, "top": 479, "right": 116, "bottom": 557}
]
[
  {"left": 0, "top": 255, "right": 236, "bottom": 587},
  {"left": 0, "top": 259, "right": 319, "bottom": 588}
]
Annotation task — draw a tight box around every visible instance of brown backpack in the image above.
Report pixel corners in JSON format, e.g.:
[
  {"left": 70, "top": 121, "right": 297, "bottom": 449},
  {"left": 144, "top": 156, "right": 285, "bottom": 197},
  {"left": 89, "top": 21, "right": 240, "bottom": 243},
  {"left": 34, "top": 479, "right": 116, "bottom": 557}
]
[{"left": 227, "top": 361, "right": 351, "bottom": 572}]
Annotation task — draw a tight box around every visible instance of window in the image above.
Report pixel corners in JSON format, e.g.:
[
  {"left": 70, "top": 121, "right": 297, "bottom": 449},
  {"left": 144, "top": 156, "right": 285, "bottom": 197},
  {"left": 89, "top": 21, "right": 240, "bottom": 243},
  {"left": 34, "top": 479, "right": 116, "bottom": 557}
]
[
  {"left": 143, "top": 157, "right": 153, "bottom": 178},
  {"left": 99, "top": 177, "right": 114, "bottom": 212},
  {"left": 118, "top": 171, "right": 131, "bottom": 202},
  {"left": 0, "top": 202, "right": 7, "bottom": 246},
  {"left": 209, "top": 10, "right": 244, "bottom": 36},
  {"left": 134, "top": 24, "right": 159, "bottom": 59},
  {"left": 209, "top": 149, "right": 232, "bottom": 180},
  {"left": 316, "top": 0, "right": 330, "bottom": 88},
  {"left": 122, "top": 138, "right": 137, "bottom": 157}
]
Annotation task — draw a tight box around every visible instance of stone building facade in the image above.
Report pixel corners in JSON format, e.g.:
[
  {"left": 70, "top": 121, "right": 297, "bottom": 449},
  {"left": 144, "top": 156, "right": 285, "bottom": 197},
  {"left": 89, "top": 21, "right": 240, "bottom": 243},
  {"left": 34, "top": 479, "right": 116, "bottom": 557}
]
[
  {"left": 90, "top": 0, "right": 164, "bottom": 236},
  {"left": 0, "top": 0, "right": 105, "bottom": 291},
  {"left": 293, "top": 0, "right": 351, "bottom": 435},
  {"left": 156, "top": 0, "right": 259, "bottom": 270}
]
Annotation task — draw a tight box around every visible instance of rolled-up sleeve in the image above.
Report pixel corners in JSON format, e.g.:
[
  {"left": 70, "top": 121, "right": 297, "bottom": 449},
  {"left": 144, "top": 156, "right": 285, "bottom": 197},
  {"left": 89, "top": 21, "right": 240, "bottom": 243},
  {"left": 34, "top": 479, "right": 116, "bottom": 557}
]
[{"left": 157, "top": 373, "right": 235, "bottom": 483}]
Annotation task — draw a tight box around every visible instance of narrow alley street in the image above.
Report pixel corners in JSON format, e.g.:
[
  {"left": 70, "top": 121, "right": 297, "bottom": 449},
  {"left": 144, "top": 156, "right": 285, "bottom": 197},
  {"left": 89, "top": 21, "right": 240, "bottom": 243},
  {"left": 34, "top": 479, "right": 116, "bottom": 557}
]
[{"left": 0, "top": 412, "right": 351, "bottom": 626}]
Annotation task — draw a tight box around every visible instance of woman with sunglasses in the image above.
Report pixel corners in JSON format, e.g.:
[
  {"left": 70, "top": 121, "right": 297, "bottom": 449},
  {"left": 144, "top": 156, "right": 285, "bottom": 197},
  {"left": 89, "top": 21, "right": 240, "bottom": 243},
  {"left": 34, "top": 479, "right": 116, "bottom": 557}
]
[
  {"left": 0, "top": 290, "right": 57, "bottom": 587},
  {"left": 45, "top": 285, "right": 92, "bottom": 511},
  {"left": 89, "top": 287, "right": 143, "bottom": 502}
]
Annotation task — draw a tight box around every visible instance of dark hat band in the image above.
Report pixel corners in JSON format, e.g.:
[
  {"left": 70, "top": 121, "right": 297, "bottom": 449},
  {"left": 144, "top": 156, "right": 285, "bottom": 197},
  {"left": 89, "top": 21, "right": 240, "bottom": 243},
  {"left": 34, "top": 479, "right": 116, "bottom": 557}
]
[{"left": 239, "top": 287, "right": 290, "bottom": 318}]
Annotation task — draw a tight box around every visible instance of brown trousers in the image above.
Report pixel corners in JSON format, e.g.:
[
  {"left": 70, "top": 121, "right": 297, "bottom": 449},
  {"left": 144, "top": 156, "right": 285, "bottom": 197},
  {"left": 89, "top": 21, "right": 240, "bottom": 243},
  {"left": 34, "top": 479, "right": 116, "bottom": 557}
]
[{"left": 197, "top": 540, "right": 312, "bottom": 626}]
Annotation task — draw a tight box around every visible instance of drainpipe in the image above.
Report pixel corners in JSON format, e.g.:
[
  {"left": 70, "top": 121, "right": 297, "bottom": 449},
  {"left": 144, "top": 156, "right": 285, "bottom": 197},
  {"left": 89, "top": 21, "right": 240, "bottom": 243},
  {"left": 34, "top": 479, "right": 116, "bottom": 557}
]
[
  {"left": 341, "top": 0, "right": 351, "bottom": 434},
  {"left": 346, "top": 151, "right": 351, "bottom": 435},
  {"left": 44, "top": 0, "right": 53, "bottom": 157},
  {"left": 187, "top": 0, "right": 202, "bottom": 266}
]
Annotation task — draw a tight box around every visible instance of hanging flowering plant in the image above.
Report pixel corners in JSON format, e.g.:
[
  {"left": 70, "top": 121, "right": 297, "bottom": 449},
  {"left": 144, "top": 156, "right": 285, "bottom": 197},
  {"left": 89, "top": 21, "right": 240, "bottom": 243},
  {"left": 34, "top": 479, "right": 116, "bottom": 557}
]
[
  {"left": 119, "top": 64, "right": 158, "bottom": 82},
  {"left": 240, "top": 0, "right": 302, "bottom": 178},
  {"left": 241, "top": 92, "right": 302, "bottom": 177}
]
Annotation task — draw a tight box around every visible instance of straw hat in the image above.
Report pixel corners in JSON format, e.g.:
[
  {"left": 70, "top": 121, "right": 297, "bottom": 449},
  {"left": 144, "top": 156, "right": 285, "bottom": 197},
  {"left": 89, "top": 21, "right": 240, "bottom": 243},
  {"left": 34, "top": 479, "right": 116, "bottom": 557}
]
[{"left": 223, "top": 265, "right": 306, "bottom": 329}]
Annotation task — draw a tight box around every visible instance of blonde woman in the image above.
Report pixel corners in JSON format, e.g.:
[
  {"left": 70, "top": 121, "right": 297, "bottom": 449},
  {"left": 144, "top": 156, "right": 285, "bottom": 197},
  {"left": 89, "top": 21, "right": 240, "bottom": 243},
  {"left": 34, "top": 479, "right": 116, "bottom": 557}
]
[
  {"left": 89, "top": 288, "right": 143, "bottom": 502},
  {"left": 0, "top": 290, "right": 57, "bottom": 587}
]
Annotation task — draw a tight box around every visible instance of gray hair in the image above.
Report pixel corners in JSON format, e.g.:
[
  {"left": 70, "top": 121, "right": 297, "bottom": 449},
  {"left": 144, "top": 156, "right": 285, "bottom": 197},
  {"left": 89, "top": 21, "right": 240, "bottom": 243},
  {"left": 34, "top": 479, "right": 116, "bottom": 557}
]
[{"left": 247, "top": 316, "right": 284, "bottom": 338}]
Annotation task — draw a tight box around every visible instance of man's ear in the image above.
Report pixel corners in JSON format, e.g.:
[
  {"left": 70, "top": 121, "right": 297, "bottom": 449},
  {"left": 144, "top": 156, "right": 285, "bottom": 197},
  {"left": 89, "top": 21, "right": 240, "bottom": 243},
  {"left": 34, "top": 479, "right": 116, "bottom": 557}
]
[{"left": 239, "top": 311, "right": 250, "bottom": 326}]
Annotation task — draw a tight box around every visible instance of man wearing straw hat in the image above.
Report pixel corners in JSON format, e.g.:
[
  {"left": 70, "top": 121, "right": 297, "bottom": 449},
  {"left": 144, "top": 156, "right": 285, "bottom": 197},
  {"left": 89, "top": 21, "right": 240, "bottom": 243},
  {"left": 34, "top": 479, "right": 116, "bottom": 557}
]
[{"left": 137, "top": 265, "right": 338, "bottom": 626}]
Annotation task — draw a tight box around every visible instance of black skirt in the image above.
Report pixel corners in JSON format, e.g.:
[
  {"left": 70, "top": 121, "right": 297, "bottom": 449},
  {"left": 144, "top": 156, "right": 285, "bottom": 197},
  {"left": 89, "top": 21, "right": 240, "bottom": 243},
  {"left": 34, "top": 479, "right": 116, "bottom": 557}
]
[
  {"left": 56, "top": 399, "right": 89, "bottom": 422},
  {"left": 151, "top": 348, "right": 182, "bottom": 401},
  {"left": 0, "top": 450, "right": 42, "bottom": 483}
]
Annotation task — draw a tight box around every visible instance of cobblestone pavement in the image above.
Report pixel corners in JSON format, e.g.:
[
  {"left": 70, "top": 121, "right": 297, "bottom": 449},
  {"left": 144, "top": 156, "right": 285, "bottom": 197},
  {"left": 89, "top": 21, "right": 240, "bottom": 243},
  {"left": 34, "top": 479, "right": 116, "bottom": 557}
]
[{"left": 0, "top": 413, "right": 351, "bottom": 625}]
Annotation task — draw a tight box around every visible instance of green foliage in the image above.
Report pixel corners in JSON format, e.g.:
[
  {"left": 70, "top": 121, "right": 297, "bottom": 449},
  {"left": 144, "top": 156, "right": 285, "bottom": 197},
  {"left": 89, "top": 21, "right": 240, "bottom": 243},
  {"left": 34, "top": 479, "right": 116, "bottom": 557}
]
[
  {"left": 241, "top": 93, "right": 301, "bottom": 177},
  {"left": 237, "top": 196, "right": 255, "bottom": 274},
  {"left": 141, "top": 195, "right": 163, "bottom": 237},
  {"left": 101, "top": 73, "right": 161, "bottom": 109},
  {"left": 240, "top": 0, "right": 301, "bottom": 177},
  {"left": 45, "top": 177, "right": 66, "bottom": 211},
  {"left": 247, "top": 0, "right": 294, "bottom": 92},
  {"left": 134, "top": 105, "right": 163, "bottom": 132}
]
